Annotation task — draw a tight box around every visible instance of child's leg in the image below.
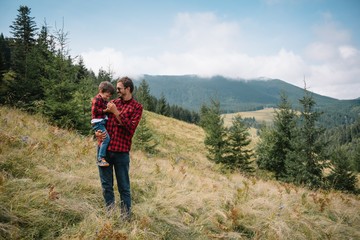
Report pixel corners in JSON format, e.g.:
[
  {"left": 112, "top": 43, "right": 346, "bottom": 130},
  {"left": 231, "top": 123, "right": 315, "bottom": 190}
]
[{"left": 97, "top": 124, "right": 110, "bottom": 160}]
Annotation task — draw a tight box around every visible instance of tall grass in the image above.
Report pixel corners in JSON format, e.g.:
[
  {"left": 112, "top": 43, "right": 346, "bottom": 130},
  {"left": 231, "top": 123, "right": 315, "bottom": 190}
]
[{"left": 1, "top": 106, "right": 359, "bottom": 239}]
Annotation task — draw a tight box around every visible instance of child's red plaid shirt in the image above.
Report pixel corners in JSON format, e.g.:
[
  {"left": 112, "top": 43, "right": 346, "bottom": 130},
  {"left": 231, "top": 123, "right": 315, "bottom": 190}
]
[{"left": 91, "top": 94, "right": 108, "bottom": 119}]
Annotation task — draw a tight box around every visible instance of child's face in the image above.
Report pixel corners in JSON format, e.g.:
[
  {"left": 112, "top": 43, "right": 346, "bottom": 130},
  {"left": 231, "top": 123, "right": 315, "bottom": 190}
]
[{"left": 102, "top": 92, "right": 112, "bottom": 101}]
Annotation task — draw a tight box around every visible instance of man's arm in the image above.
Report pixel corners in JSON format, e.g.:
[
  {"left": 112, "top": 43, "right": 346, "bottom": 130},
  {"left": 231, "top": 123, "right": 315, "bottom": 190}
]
[{"left": 119, "top": 104, "right": 143, "bottom": 135}]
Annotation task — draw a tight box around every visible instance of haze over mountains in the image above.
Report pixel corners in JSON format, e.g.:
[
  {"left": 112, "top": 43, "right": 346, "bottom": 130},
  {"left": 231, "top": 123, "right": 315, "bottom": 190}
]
[{"left": 133, "top": 75, "right": 358, "bottom": 113}]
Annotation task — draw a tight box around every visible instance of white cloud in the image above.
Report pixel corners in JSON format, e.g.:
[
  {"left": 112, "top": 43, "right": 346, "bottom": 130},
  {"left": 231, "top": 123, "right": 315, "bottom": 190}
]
[
  {"left": 302, "top": 13, "right": 360, "bottom": 99},
  {"left": 169, "top": 12, "right": 241, "bottom": 54},
  {"left": 81, "top": 48, "right": 125, "bottom": 75},
  {"left": 305, "top": 42, "right": 337, "bottom": 61},
  {"left": 339, "top": 45, "right": 358, "bottom": 59},
  {"left": 80, "top": 12, "right": 360, "bottom": 99}
]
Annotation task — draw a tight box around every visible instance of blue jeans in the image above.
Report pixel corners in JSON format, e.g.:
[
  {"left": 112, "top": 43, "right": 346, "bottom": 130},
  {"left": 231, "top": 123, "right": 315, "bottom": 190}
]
[
  {"left": 98, "top": 151, "right": 131, "bottom": 217},
  {"left": 92, "top": 120, "right": 110, "bottom": 160}
]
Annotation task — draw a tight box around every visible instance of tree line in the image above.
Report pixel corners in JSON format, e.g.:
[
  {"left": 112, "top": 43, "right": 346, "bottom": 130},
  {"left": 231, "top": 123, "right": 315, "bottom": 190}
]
[
  {"left": 0, "top": 5, "right": 199, "bottom": 136},
  {"left": 200, "top": 92, "right": 358, "bottom": 193},
  {"left": 135, "top": 79, "right": 200, "bottom": 124}
]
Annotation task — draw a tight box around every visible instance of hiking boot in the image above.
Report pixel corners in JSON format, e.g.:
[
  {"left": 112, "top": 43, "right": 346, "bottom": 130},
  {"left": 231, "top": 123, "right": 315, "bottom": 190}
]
[{"left": 97, "top": 158, "right": 109, "bottom": 167}]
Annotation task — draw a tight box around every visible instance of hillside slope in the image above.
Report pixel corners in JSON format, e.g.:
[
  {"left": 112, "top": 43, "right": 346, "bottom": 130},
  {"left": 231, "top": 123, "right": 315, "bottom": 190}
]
[{"left": 1, "top": 106, "right": 359, "bottom": 239}]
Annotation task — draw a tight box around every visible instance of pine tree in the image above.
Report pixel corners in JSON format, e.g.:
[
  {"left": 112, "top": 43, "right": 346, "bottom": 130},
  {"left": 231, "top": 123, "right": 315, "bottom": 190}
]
[
  {"left": 0, "top": 34, "right": 12, "bottom": 103},
  {"left": 40, "top": 21, "right": 83, "bottom": 130},
  {"left": 200, "top": 99, "right": 227, "bottom": 163},
  {"left": 326, "top": 147, "right": 357, "bottom": 193},
  {"left": 256, "top": 94, "right": 297, "bottom": 179},
  {"left": 75, "top": 56, "right": 88, "bottom": 82},
  {"left": 285, "top": 90, "right": 327, "bottom": 188},
  {"left": 8, "top": 5, "right": 40, "bottom": 107},
  {"left": 135, "top": 79, "right": 154, "bottom": 111},
  {"left": 156, "top": 93, "right": 170, "bottom": 116},
  {"left": 97, "top": 68, "right": 112, "bottom": 83},
  {"left": 133, "top": 112, "right": 158, "bottom": 154},
  {"left": 223, "top": 115, "right": 254, "bottom": 174}
]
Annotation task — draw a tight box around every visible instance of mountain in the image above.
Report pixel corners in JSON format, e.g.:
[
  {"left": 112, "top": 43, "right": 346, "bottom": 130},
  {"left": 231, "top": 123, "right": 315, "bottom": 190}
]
[{"left": 134, "top": 75, "right": 358, "bottom": 113}]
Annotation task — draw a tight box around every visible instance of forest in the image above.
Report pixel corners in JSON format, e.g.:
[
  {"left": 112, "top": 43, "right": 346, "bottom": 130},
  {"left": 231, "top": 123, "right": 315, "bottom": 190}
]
[
  {"left": 1, "top": 6, "right": 359, "bottom": 193},
  {"left": 0, "top": 6, "right": 199, "bottom": 134}
]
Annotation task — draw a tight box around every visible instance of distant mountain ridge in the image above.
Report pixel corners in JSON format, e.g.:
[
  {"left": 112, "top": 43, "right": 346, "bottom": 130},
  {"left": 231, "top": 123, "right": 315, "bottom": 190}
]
[{"left": 133, "top": 75, "right": 357, "bottom": 113}]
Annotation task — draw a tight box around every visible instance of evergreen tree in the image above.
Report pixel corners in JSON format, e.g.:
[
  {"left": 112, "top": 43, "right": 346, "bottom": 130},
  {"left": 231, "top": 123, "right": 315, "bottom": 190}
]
[
  {"left": 75, "top": 56, "right": 88, "bottom": 82},
  {"left": 0, "top": 34, "right": 12, "bottom": 103},
  {"left": 97, "top": 68, "right": 112, "bottom": 83},
  {"left": 8, "top": 5, "right": 40, "bottom": 107},
  {"left": 71, "top": 76, "right": 98, "bottom": 134},
  {"left": 133, "top": 112, "right": 158, "bottom": 154},
  {"left": 223, "top": 115, "right": 254, "bottom": 174},
  {"left": 135, "top": 79, "right": 154, "bottom": 111},
  {"left": 156, "top": 93, "right": 170, "bottom": 116},
  {"left": 40, "top": 22, "right": 83, "bottom": 130},
  {"left": 285, "top": 90, "right": 328, "bottom": 188},
  {"left": 351, "top": 139, "right": 360, "bottom": 172},
  {"left": 326, "top": 147, "right": 358, "bottom": 193},
  {"left": 200, "top": 99, "right": 227, "bottom": 163},
  {"left": 0, "top": 34, "right": 12, "bottom": 77},
  {"left": 256, "top": 93, "right": 296, "bottom": 179},
  {"left": 256, "top": 125, "right": 277, "bottom": 172}
]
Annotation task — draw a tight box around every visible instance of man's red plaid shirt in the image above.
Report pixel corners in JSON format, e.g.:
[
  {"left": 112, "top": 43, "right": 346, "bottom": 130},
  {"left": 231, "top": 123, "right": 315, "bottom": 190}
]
[{"left": 105, "top": 97, "right": 143, "bottom": 152}]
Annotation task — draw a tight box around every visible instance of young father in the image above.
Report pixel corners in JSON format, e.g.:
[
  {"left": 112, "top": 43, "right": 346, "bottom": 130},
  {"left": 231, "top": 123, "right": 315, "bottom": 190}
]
[{"left": 95, "top": 76, "right": 143, "bottom": 220}]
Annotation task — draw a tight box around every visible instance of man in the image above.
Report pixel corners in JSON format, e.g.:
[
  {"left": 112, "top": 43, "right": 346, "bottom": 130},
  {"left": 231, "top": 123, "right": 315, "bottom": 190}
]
[{"left": 95, "top": 76, "right": 143, "bottom": 219}]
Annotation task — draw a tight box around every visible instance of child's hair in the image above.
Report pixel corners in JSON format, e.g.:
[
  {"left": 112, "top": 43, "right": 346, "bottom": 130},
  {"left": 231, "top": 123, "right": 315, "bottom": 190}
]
[{"left": 99, "top": 81, "right": 115, "bottom": 94}]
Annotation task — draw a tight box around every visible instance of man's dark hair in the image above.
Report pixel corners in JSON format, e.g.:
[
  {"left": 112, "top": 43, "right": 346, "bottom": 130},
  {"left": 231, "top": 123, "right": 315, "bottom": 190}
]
[
  {"left": 117, "top": 76, "right": 134, "bottom": 93},
  {"left": 99, "top": 81, "right": 115, "bottom": 94}
]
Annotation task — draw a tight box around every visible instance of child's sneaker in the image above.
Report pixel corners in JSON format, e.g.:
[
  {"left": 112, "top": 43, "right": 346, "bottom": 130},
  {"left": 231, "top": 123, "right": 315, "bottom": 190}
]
[{"left": 97, "top": 158, "right": 109, "bottom": 167}]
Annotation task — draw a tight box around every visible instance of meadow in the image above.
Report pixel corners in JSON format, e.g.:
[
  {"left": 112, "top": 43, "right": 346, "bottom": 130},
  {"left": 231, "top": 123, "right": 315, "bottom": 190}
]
[
  {"left": 0, "top": 106, "right": 359, "bottom": 239},
  {"left": 222, "top": 108, "right": 276, "bottom": 127}
]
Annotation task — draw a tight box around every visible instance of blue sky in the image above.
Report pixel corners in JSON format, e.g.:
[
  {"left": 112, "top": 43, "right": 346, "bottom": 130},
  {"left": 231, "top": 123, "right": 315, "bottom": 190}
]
[{"left": 1, "top": 0, "right": 360, "bottom": 99}]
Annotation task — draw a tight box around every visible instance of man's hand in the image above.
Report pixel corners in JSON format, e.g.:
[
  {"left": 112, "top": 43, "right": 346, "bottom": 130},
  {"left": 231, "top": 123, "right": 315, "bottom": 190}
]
[
  {"left": 95, "top": 130, "right": 106, "bottom": 143},
  {"left": 107, "top": 102, "right": 118, "bottom": 114},
  {"left": 107, "top": 102, "right": 123, "bottom": 125}
]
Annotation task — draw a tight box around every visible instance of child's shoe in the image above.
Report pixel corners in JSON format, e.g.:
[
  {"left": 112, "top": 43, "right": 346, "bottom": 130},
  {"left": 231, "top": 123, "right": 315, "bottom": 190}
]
[{"left": 97, "top": 158, "right": 109, "bottom": 167}]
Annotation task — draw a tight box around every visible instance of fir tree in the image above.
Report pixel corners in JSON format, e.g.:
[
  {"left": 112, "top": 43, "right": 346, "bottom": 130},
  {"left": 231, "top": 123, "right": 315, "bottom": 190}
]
[
  {"left": 200, "top": 99, "right": 227, "bottom": 163},
  {"left": 8, "top": 5, "right": 40, "bottom": 107},
  {"left": 133, "top": 112, "right": 158, "bottom": 154},
  {"left": 156, "top": 93, "right": 170, "bottom": 116},
  {"left": 135, "top": 79, "right": 154, "bottom": 111},
  {"left": 256, "top": 93, "right": 296, "bottom": 179},
  {"left": 0, "top": 34, "right": 12, "bottom": 103},
  {"left": 326, "top": 147, "right": 358, "bottom": 193},
  {"left": 223, "top": 115, "right": 254, "bottom": 174},
  {"left": 285, "top": 90, "right": 328, "bottom": 188},
  {"left": 97, "top": 68, "right": 112, "bottom": 83}
]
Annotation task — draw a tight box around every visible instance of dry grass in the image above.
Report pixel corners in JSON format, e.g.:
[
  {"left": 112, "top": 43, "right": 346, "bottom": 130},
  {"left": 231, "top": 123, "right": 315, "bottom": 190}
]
[
  {"left": 223, "top": 108, "right": 276, "bottom": 127},
  {"left": 1, "top": 106, "right": 359, "bottom": 239},
  {"left": 222, "top": 108, "right": 276, "bottom": 147}
]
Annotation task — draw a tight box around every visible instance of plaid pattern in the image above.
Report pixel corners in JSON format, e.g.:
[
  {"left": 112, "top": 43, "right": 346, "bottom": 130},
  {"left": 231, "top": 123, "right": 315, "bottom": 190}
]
[
  {"left": 106, "top": 98, "right": 143, "bottom": 152},
  {"left": 91, "top": 94, "right": 108, "bottom": 119}
]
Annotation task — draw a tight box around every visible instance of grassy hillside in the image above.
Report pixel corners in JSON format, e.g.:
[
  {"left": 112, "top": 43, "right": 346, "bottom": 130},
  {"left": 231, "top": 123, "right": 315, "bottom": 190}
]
[{"left": 1, "top": 106, "right": 360, "bottom": 239}]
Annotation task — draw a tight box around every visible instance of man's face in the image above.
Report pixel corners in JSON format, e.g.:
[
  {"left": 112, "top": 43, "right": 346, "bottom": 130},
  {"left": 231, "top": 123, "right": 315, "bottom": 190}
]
[{"left": 116, "top": 82, "right": 126, "bottom": 98}]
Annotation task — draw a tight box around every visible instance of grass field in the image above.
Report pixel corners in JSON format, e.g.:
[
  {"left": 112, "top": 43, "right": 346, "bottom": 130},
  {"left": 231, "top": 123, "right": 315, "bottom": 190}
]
[
  {"left": 222, "top": 108, "right": 276, "bottom": 127},
  {"left": 1, "top": 106, "right": 359, "bottom": 239}
]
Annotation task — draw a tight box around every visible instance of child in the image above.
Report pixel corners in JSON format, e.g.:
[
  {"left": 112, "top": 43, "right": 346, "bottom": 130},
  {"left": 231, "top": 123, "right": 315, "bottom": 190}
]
[{"left": 91, "top": 81, "right": 115, "bottom": 167}]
